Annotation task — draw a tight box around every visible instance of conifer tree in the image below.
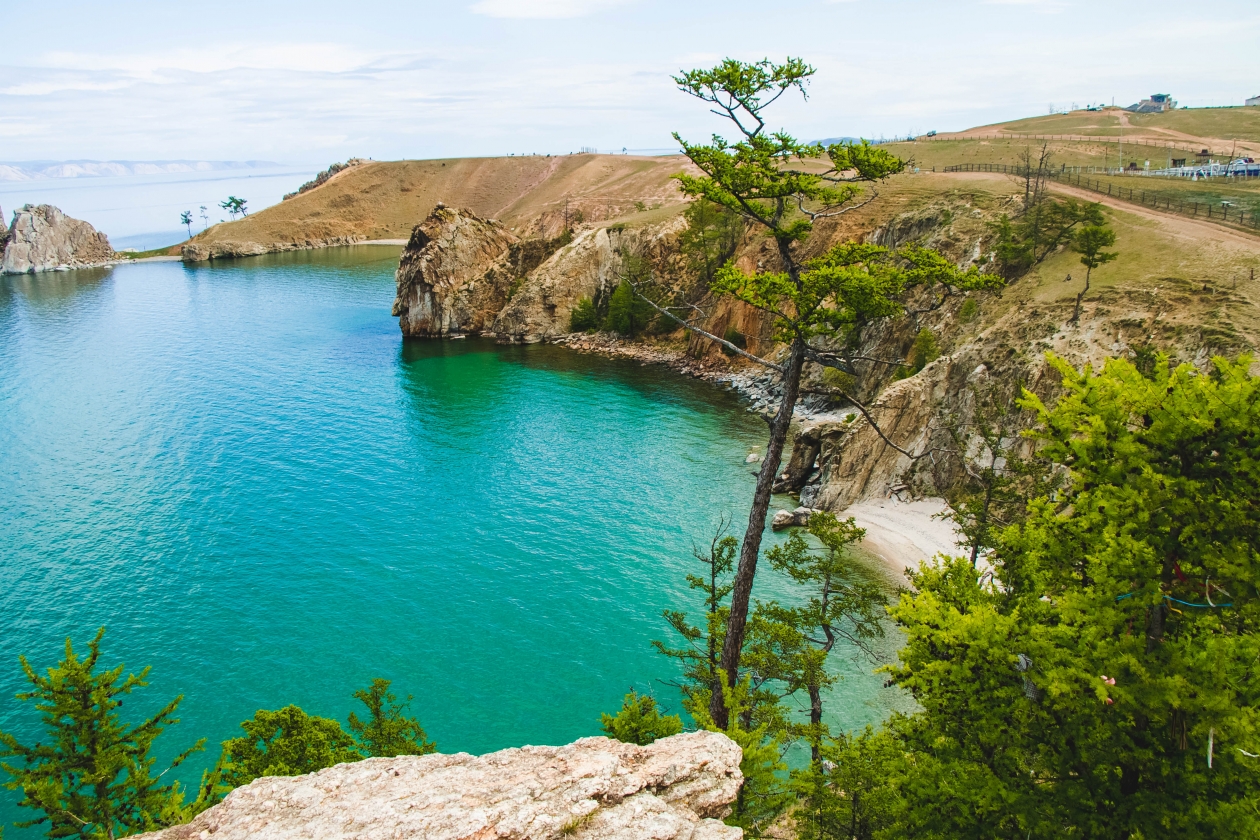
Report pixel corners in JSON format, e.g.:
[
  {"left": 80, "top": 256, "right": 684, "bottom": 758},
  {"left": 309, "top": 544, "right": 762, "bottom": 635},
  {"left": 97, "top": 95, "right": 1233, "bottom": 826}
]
[
  {"left": 215, "top": 706, "right": 359, "bottom": 791},
  {"left": 347, "top": 679, "right": 436, "bottom": 758},
  {"left": 656, "top": 57, "right": 1001, "bottom": 726},
  {"left": 761, "top": 513, "right": 887, "bottom": 762},
  {"left": 599, "top": 692, "right": 682, "bottom": 745},
  {"left": 0, "top": 628, "right": 204, "bottom": 840}
]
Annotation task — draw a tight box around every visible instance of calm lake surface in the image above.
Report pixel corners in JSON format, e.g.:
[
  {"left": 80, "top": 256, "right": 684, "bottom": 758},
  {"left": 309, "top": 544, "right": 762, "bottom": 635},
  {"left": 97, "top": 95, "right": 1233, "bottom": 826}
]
[{"left": 0, "top": 246, "right": 907, "bottom": 830}]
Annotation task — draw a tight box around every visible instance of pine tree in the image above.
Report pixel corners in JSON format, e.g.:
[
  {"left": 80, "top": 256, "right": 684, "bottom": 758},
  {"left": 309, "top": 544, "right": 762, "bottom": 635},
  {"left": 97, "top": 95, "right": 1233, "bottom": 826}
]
[
  {"left": 761, "top": 513, "right": 887, "bottom": 762},
  {"left": 0, "top": 628, "right": 204, "bottom": 840},
  {"left": 347, "top": 679, "right": 436, "bottom": 758},
  {"left": 216, "top": 706, "right": 359, "bottom": 791},
  {"left": 599, "top": 692, "right": 682, "bottom": 745}
]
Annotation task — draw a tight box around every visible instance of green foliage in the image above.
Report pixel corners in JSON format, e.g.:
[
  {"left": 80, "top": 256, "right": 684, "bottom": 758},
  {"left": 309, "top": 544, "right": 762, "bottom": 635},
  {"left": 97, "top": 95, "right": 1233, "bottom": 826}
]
[
  {"left": 654, "top": 533, "right": 738, "bottom": 719},
  {"left": 691, "top": 678, "right": 792, "bottom": 836},
  {"left": 633, "top": 200, "right": 647, "bottom": 213},
  {"left": 941, "top": 384, "right": 1058, "bottom": 565},
  {"left": 679, "top": 200, "right": 746, "bottom": 289},
  {"left": 218, "top": 196, "right": 247, "bottom": 220},
  {"left": 599, "top": 692, "right": 683, "bottom": 745},
  {"left": 761, "top": 514, "right": 886, "bottom": 757},
  {"left": 1071, "top": 223, "right": 1118, "bottom": 272},
  {"left": 568, "top": 297, "right": 599, "bottom": 332},
  {"left": 179, "top": 211, "right": 193, "bottom": 238},
  {"left": 891, "top": 328, "right": 941, "bottom": 381},
  {"left": 217, "top": 706, "right": 360, "bottom": 791},
  {"left": 347, "top": 679, "right": 436, "bottom": 758},
  {"left": 604, "top": 277, "right": 655, "bottom": 337},
  {"left": 882, "top": 354, "right": 1260, "bottom": 838},
  {"left": 958, "top": 297, "right": 979, "bottom": 322},
  {"left": 0, "top": 628, "right": 204, "bottom": 839},
  {"left": 792, "top": 727, "right": 907, "bottom": 840},
  {"left": 991, "top": 198, "right": 1105, "bottom": 279}
]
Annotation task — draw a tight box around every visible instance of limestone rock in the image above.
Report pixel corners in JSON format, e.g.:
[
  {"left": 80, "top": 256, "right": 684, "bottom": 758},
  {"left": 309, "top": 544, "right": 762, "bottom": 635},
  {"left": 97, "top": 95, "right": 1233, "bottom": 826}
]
[
  {"left": 392, "top": 206, "right": 522, "bottom": 337},
  {"left": 2, "top": 204, "right": 114, "bottom": 274},
  {"left": 136, "top": 731, "right": 743, "bottom": 840}
]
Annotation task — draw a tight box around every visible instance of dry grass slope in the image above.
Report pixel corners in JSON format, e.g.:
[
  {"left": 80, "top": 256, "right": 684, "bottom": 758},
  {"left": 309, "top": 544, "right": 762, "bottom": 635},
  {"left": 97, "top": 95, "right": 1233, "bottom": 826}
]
[{"left": 190, "top": 154, "right": 696, "bottom": 249}]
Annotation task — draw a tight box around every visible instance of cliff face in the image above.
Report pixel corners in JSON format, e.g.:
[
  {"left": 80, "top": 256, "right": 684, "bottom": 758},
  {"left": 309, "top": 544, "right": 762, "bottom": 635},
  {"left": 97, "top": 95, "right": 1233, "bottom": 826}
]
[
  {"left": 2, "top": 204, "right": 114, "bottom": 274},
  {"left": 138, "top": 732, "right": 742, "bottom": 840},
  {"left": 394, "top": 205, "right": 685, "bottom": 341}
]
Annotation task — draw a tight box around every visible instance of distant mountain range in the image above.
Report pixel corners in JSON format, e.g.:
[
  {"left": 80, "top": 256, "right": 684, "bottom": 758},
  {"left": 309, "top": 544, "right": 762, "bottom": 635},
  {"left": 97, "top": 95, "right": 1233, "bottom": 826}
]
[{"left": 0, "top": 160, "right": 286, "bottom": 181}]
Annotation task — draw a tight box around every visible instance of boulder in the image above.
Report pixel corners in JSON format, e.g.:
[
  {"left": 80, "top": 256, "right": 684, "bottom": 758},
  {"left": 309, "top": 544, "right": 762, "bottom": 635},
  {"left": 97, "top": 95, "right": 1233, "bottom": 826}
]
[
  {"left": 392, "top": 205, "right": 522, "bottom": 337},
  {"left": 2, "top": 204, "right": 114, "bottom": 274},
  {"left": 135, "top": 731, "right": 743, "bottom": 840},
  {"left": 771, "top": 506, "right": 819, "bottom": 531}
]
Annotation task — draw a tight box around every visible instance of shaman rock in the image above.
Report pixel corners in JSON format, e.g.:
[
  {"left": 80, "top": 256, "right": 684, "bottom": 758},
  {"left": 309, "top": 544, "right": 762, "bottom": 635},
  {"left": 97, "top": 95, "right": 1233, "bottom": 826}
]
[
  {"left": 2, "top": 205, "right": 114, "bottom": 274},
  {"left": 136, "top": 731, "right": 743, "bottom": 840},
  {"left": 392, "top": 205, "right": 522, "bottom": 337}
]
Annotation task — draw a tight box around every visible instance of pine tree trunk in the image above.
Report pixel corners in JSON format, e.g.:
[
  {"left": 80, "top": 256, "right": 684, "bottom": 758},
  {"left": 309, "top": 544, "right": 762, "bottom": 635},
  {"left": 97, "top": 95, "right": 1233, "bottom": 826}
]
[
  {"left": 809, "top": 682, "right": 823, "bottom": 764},
  {"left": 710, "top": 339, "right": 806, "bottom": 728}
]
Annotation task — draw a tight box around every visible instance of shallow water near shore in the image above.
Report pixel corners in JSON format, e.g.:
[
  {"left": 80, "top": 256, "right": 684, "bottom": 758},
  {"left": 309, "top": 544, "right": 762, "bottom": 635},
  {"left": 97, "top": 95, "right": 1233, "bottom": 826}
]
[{"left": 0, "top": 245, "right": 909, "bottom": 831}]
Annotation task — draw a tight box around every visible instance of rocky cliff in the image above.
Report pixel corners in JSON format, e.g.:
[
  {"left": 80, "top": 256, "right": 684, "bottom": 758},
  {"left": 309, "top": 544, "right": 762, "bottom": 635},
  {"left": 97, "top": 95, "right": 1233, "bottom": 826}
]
[
  {"left": 2, "top": 204, "right": 115, "bottom": 274},
  {"left": 138, "top": 732, "right": 742, "bottom": 840},
  {"left": 393, "top": 205, "right": 683, "bottom": 341}
]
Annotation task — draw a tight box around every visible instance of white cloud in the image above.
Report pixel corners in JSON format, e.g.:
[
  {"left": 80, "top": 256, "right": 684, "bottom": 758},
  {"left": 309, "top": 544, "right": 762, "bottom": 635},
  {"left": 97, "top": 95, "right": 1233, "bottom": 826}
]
[{"left": 469, "top": 0, "right": 632, "bottom": 18}]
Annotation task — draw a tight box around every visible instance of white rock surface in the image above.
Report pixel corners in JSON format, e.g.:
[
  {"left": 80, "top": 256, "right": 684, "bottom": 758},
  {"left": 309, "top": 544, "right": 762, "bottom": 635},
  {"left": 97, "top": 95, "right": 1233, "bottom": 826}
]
[
  {"left": 137, "top": 731, "right": 743, "bottom": 840},
  {"left": 2, "top": 204, "right": 114, "bottom": 274}
]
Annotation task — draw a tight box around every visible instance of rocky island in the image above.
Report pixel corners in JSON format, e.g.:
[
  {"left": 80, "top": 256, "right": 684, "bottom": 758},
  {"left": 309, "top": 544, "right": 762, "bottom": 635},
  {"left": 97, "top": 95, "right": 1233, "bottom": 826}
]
[{"left": 1, "top": 204, "right": 116, "bottom": 274}]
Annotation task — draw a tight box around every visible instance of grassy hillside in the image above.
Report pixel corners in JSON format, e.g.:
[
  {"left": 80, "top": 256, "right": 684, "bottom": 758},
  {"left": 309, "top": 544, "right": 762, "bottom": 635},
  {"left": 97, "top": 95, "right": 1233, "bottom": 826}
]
[
  {"left": 951, "top": 106, "right": 1258, "bottom": 150},
  {"left": 191, "top": 154, "right": 695, "bottom": 248}
]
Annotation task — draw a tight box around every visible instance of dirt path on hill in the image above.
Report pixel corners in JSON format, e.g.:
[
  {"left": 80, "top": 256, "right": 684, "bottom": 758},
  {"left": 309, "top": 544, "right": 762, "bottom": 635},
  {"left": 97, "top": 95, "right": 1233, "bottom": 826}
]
[
  {"left": 931, "top": 171, "right": 1260, "bottom": 248},
  {"left": 1048, "top": 180, "right": 1260, "bottom": 247}
]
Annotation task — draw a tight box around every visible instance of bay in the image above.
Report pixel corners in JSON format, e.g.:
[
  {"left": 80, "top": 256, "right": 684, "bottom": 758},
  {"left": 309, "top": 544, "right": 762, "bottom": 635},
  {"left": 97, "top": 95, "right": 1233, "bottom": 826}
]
[{"left": 0, "top": 246, "right": 907, "bottom": 833}]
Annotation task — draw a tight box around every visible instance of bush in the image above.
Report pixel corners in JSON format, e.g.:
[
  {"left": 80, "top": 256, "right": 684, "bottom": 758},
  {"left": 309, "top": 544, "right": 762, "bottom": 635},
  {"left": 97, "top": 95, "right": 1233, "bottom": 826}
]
[
  {"left": 894, "top": 328, "right": 940, "bottom": 380},
  {"left": 959, "top": 297, "right": 979, "bottom": 322},
  {"left": 603, "top": 279, "right": 654, "bottom": 337},
  {"left": 600, "top": 691, "right": 683, "bottom": 745},
  {"left": 569, "top": 297, "right": 599, "bottom": 332},
  {"left": 217, "top": 706, "right": 360, "bottom": 790}
]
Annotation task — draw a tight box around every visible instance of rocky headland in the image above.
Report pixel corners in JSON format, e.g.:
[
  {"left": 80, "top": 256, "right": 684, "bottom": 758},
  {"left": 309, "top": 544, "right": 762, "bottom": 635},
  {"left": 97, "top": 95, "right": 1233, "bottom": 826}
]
[
  {"left": 136, "top": 731, "right": 742, "bottom": 840},
  {"left": 1, "top": 204, "right": 116, "bottom": 274}
]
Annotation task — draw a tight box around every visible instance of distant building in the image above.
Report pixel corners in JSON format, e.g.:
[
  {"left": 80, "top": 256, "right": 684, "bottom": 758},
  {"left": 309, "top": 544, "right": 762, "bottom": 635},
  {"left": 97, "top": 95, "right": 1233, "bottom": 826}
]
[
  {"left": 1247, "top": 94, "right": 1260, "bottom": 107},
  {"left": 1126, "top": 93, "right": 1177, "bottom": 113}
]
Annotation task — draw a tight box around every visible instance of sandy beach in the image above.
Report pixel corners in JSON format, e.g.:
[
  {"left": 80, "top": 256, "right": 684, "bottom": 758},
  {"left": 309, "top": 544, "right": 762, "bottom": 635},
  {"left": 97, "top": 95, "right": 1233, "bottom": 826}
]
[{"left": 841, "top": 497, "right": 965, "bottom": 581}]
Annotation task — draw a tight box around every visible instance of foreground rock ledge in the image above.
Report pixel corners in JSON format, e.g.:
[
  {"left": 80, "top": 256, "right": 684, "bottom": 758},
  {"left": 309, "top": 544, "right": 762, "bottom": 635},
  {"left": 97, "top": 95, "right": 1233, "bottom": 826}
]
[{"left": 138, "top": 731, "right": 743, "bottom": 840}]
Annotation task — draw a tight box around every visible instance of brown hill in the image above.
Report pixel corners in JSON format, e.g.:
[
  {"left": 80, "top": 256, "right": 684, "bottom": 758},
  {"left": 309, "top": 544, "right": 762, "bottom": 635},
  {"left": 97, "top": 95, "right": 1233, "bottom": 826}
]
[{"left": 187, "top": 154, "right": 696, "bottom": 257}]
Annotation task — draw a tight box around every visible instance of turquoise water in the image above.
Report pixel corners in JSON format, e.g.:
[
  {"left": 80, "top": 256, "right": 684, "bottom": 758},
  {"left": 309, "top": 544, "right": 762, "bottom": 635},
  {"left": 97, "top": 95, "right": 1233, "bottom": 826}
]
[{"left": 0, "top": 246, "right": 906, "bottom": 832}]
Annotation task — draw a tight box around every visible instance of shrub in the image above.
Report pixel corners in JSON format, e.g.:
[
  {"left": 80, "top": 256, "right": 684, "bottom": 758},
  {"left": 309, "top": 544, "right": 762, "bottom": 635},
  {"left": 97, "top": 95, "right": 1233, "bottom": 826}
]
[
  {"left": 217, "top": 706, "right": 360, "bottom": 790},
  {"left": 600, "top": 692, "right": 683, "bottom": 745},
  {"left": 959, "top": 297, "right": 979, "bottom": 322},
  {"left": 569, "top": 297, "right": 599, "bottom": 332}
]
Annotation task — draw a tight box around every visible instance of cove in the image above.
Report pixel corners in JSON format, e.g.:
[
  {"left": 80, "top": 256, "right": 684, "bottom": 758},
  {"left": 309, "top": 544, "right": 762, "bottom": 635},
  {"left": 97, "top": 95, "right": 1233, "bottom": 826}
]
[{"left": 0, "top": 246, "right": 907, "bottom": 830}]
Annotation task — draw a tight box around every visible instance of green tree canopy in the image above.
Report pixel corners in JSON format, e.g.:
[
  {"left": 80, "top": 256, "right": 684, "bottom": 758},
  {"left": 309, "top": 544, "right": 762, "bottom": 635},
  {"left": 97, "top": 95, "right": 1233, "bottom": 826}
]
[
  {"left": 347, "top": 679, "right": 436, "bottom": 758},
  {"left": 884, "top": 354, "right": 1260, "bottom": 838},
  {"left": 217, "top": 706, "right": 359, "bottom": 791},
  {"left": 0, "top": 628, "right": 203, "bottom": 840},
  {"left": 599, "top": 692, "right": 683, "bottom": 746}
]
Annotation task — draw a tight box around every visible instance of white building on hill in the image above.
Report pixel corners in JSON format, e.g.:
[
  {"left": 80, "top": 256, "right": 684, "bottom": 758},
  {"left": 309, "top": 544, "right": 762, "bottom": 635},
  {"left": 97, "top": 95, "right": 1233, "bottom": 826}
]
[{"left": 1247, "top": 94, "right": 1260, "bottom": 107}]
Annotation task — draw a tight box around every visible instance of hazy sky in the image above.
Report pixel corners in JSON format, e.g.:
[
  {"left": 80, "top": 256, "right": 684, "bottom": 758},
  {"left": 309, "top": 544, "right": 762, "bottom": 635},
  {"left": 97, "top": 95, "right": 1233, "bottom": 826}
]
[{"left": 4, "top": 0, "right": 1258, "bottom": 165}]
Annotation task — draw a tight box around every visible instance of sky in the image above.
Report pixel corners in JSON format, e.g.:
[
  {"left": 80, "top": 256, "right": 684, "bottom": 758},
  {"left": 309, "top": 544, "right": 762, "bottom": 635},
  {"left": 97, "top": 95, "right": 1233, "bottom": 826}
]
[{"left": 2, "top": 0, "right": 1258, "bottom": 166}]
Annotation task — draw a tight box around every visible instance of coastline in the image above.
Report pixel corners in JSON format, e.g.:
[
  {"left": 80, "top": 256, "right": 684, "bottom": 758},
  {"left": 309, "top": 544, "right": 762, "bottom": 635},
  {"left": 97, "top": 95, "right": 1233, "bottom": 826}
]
[{"left": 550, "top": 332, "right": 960, "bottom": 581}]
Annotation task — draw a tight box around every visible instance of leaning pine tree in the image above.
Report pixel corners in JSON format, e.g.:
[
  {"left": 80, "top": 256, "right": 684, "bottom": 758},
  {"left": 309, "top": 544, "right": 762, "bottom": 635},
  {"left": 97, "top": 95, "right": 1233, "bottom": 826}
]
[{"left": 650, "top": 57, "right": 1002, "bottom": 726}]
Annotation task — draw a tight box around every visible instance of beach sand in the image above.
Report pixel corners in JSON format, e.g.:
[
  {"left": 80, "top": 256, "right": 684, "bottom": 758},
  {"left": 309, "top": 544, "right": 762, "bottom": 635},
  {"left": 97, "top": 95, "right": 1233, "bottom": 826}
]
[{"left": 842, "top": 497, "right": 965, "bottom": 581}]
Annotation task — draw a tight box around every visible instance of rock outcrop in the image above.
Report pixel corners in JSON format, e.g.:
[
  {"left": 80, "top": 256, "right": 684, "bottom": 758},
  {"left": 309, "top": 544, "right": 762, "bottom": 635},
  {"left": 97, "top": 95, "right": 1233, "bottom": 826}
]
[
  {"left": 2, "top": 205, "right": 114, "bottom": 274},
  {"left": 181, "top": 235, "right": 367, "bottom": 263},
  {"left": 392, "top": 205, "right": 522, "bottom": 337},
  {"left": 137, "top": 732, "right": 743, "bottom": 840}
]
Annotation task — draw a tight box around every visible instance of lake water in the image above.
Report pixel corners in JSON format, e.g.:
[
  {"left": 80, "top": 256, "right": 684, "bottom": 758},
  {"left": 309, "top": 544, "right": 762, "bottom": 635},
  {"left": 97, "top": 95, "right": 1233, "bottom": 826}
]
[{"left": 0, "top": 246, "right": 907, "bottom": 833}]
